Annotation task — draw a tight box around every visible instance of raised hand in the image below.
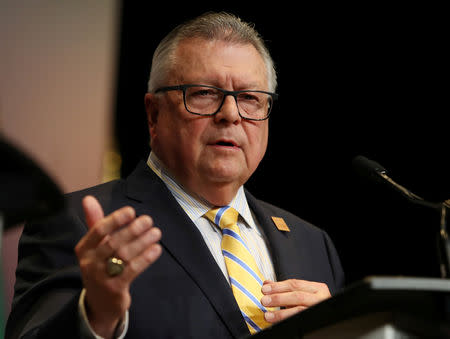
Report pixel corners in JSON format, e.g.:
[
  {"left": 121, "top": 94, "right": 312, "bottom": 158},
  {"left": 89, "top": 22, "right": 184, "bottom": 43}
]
[{"left": 75, "top": 195, "right": 162, "bottom": 338}]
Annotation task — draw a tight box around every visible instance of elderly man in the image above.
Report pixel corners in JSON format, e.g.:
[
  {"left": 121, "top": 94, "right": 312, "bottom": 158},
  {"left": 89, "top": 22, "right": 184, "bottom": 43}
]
[{"left": 6, "top": 12, "right": 344, "bottom": 339}]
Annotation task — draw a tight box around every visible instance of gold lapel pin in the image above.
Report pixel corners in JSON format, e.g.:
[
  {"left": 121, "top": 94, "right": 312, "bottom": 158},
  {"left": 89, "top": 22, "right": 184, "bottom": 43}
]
[{"left": 271, "top": 216, "right": 290, "bottom": 232}]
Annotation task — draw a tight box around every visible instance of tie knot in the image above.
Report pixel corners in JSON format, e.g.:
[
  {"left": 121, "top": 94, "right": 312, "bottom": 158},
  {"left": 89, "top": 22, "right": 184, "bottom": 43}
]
[{"left": 205, "top": 206, "right": 239, "bottom": 230}]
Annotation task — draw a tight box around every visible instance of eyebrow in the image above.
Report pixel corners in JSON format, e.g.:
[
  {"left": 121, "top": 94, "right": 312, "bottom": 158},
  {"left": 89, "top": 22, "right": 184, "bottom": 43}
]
[{"left": 184, "top": 81, "right": 265, "bottom": 91}]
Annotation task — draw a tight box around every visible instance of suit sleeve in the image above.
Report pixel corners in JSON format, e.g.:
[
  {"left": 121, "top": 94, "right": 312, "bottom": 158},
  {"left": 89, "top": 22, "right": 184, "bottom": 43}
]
[{"left": 321, "top": 230, "right": 345, "bottom": 294}]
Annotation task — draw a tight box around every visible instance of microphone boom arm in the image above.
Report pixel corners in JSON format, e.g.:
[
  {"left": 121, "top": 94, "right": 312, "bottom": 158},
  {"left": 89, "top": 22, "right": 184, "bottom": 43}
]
[
  {"left": 375, "top": 171, "right": 450, "bottom": 278},
  {"left": 353, "top": 155, "right": 450, "bottom": 279},
  {"left": 376, "top": 171, "right": 442, "bottom": 210}
]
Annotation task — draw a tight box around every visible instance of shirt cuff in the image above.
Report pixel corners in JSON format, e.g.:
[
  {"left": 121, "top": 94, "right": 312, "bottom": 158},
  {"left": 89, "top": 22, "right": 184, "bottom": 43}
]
[{"left": 78, "top": 288, "right": 129, "bottom": 339}]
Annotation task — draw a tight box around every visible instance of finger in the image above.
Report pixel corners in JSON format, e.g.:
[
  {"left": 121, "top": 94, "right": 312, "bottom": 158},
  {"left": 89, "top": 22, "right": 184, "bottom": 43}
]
[
  {"left": 76, "top": 195, "right": 105, "bottom": 257},
  {"left": 95, "top": 215, "right": 155, "bottom": 260},
  {"left": 112, "top": 226, "right": 162, "bottom": 262},
  {"left": 77, "top": 205, "right": 136, "bottom": 254},
  {"left": 82, "top": 195, "right": 104, "bottom": 228},
  {"left": 120, "top": 243, "right": 163, "bottom": 281},
  {"left": 105, "top": 215, "right": 153, "bottom": 253},
  {"left": 261, "top": 290, "right": 319, "bottom": 308},
  {"left": 264, "top": 306, "right": 306, "bottom": 324},
  {"left": 262, "top": 279, "right": 321, "bottom": 295}
]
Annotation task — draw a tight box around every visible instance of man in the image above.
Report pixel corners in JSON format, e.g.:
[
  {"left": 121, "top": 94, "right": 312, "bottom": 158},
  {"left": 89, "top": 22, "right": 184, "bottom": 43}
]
[{"left": 6, "top": 12, "right": 344, "bottom": 339}]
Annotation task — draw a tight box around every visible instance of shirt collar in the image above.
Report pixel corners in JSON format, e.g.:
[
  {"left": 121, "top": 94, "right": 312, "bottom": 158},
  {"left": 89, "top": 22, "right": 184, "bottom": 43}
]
[{"left": 146, "top": 151, "right": 255, "bottom": 229}]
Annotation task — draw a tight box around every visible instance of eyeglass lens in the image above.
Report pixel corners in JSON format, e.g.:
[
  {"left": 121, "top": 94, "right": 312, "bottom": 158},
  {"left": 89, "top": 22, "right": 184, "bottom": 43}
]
[{"left": 184, "top": 86, "right": 272, "bottom": 119}]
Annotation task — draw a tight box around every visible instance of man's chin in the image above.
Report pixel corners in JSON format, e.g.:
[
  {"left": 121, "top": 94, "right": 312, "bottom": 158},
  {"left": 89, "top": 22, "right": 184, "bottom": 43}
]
[{"left": 203, "top": 164, "right": 246, "bottom": 184}]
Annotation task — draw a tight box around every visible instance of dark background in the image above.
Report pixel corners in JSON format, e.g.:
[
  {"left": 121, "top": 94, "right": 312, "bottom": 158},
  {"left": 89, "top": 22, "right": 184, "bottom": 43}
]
[{"left": 114, "top": 3, "right": 448, "bottom": 285}]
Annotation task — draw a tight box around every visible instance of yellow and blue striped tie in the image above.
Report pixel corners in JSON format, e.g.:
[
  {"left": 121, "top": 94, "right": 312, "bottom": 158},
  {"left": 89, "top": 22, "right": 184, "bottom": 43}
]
[{"left": 205, "top": 206, "right": 272, "bottom": 334}]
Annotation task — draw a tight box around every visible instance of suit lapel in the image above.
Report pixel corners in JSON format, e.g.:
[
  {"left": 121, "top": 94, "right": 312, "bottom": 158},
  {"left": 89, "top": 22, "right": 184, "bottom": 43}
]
[
  {"left": 245, "top": 190, "right": 305, "bottom": 282},
  {"left": 124, "top": 162, "right": 249, "bottom": 338}
]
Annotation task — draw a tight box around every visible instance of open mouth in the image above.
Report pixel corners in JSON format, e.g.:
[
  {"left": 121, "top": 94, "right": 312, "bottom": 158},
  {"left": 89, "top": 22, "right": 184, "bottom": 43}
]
[
  {"left": 216, "top": 141, "right": 236, "bottom": 147},
  {"left": 210, "top": 139, "right": 239, "bottom": 149}
]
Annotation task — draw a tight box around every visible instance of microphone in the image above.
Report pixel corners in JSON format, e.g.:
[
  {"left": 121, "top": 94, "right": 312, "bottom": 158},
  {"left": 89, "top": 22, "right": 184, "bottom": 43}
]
[
  {"left": 352, "top": 155, "right": 439, "bottom": 210},
  {"left": 352, "top": 155, "right": 386, "bottom": 182}
]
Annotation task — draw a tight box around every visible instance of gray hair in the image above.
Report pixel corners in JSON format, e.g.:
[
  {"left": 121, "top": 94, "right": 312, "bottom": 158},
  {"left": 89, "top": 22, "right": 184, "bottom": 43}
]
[{"left": 147, "top": 12, "right": 277, "bottom": 93}]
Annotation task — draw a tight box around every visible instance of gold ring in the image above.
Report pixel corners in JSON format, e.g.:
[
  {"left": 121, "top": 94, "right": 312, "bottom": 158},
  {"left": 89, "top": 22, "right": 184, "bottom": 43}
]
[{"left": 106, "top": 257, "right": 125, "bottom": 277}]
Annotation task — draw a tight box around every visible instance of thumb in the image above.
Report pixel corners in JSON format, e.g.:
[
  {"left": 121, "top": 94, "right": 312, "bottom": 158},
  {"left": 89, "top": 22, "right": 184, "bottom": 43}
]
[{"left": 82, "top": 195, "right": 105, "bottom": 229}]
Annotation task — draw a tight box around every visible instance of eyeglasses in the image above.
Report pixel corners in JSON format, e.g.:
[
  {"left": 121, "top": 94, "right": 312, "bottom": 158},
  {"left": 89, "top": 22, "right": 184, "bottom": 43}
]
[{"left": 154, "top": 84, "right": 278, "bottom": 121}]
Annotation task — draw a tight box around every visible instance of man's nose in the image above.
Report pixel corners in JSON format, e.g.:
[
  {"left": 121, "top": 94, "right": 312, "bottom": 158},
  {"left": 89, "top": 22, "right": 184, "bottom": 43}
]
[{"left": 214, "top": 95, "right": 241, "bottom": 124}]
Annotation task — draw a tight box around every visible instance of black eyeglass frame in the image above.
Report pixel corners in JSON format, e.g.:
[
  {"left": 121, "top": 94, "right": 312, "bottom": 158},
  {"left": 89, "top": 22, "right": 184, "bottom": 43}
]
[{"left": 154, "top": 84, "right": 278, "bottom": 121}]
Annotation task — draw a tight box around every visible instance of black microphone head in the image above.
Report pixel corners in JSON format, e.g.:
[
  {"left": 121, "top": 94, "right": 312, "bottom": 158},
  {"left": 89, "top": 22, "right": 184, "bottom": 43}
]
[{"left": 352, "top": 155, "right": 386, "bottom": 181}]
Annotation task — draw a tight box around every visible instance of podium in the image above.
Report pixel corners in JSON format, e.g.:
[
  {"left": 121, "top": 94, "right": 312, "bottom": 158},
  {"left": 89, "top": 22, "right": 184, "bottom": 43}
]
[{"left": 252, "top": 277, "right": 450, "bottom": 338}]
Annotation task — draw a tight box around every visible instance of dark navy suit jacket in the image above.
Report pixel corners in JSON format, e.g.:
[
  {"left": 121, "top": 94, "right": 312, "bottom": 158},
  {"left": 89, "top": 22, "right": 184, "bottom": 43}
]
[{"left": 6, "top": 161, "right": 344, "bottom": 339}]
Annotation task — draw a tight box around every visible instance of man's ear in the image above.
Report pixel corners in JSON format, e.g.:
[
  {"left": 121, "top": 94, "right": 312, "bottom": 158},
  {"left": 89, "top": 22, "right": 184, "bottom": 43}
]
[{"left": 145, "top": 93, "right": 158, "bottom": 136}]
